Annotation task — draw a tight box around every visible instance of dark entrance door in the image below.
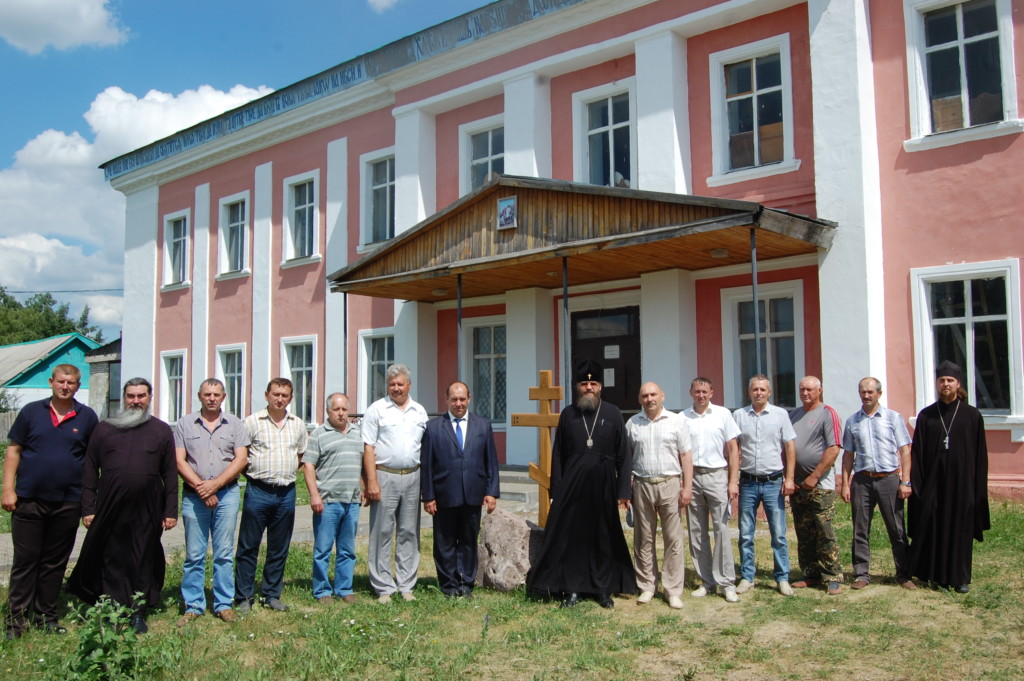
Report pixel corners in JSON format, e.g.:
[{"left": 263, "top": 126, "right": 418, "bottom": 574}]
[{"left": 570, "top": 306, "right": 641, "bottom": 416}]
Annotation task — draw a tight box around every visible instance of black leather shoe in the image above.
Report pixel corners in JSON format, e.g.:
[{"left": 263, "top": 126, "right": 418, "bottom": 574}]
[
  {"left": 596, "top": 593, "right": 614, "bottom": 609},
  {"left": 129, "top": 614, "right": 148, "bottom": 635},
  {"left": 43, "top": 622, "right": 67, "bottom": 635},
  {"left": 459, "top": 585, "right": 474, "bottom": 600},
  {"left": 560, "top": 592, "right": 580, "bottom": 608},
  {"left": 956, "top": 584, "right": 971, "bottom": 594}
]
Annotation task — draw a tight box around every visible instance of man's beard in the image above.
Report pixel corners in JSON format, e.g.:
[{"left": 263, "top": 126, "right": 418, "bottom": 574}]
[
  {"left": 106, "top": 406, "right": 150, "bottom": 430},
  {"left": 576, "top": 392, "right": 601, "bottom": 412}
]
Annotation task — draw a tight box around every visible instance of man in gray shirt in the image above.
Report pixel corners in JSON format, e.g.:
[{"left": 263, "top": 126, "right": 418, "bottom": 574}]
[
  {"left": 303, "top": 393, "right": 363, "bottom": 605},
  {"left": 174, "top": 378, "right": 250, "bottom": 625}
]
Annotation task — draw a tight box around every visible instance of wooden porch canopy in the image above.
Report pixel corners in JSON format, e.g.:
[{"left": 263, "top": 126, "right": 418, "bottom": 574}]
[{"left": 327, "top": 175, "right": 836, "bottom": 301}]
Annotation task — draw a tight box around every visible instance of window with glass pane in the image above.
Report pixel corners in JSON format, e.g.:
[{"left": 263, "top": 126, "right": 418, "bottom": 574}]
[
  {"left": 924, "top": 0, "right": 1002, "bottom": 133},
  {"left": 368, "top": 336, "right": 394, "bottom": 403},
  {"left": 587, "top": 93, "right": 631, "bottom": 187},
  {"left": 929, "top": 275, "right": 1010, "bottom": 410},
  {"left": 472, "top": 325, "right": 506, "bottom": 421},
  {"left": 370, "top": 157, "right": 395, "bottom": 242},
  {"left": 725, "top": 52, "right": 783, "bottom": 170},
  {"left": 221, "top": 350, "right": 243, "bottom": 417},
  {"left": 291, "top": 181, "right": 314, "bottom": 258},
  {"left": 166, "top": 356, "right": 184, "bottom": 422},
  {"left": 225, "top": 201, "right": 246, "bottom": 272},
  {"left": 288, "top": 343, "right": 314, "bottom": 422},
  {"left": 168, "top": 217, "right": 188, "bottom": 284},
  {"left": 470, "top": 127, "right": 504, "bottom": 191},
  {"left": 736, "top": 296, "right": 796, "bottom": 407}
]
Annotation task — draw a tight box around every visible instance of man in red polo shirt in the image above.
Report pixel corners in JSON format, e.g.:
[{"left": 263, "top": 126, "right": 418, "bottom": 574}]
[{"left": 2, "top": 364, "right": 98, "bottom": 639}]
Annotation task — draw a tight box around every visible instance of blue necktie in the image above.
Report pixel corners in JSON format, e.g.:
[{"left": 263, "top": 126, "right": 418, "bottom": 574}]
[{"left": 454, "top": 417, "right": 464, "bottom": 450}]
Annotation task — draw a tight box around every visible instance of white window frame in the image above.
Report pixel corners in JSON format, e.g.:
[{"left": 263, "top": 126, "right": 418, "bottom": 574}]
[
  {"left": 458, "top": 115, "right": 505, "bottom": 196},
  {"left": 161, "top": 209, "right": 191, "bottom": 289},
  {"left": 280, "top": 335, "right": 317, "bottom": 424},
  {"left": 571, "top": 79, "right": 638, "bottom": 188},
  {"left": 707, "top": 34, "right": 800, "bottom": 187},
  {"left": 461, "top": 315, "right": 508, "bottom": 429},
  {"left": 903, "top": 0, "right": 1023, "bottom": 151},
  {"left": 215, "top": 343, "right": 247, "bottom": 418},
  {"left": 159, "top": 349, "right": 187, "bottom": 423},
  {"left": 910, "top": 259, "right": 1023, "bottom": 438},
  {"left": 359, "top": 147, "right": 396, "bottom": 249},
  {"left": 358, "top": 327, "right": 395, "bottom": 412},
  {"left": 720, "top": 280, "right": 805, "bottom": 409},
  {"left": 281, "top": 170, "right": 321, "bottom": 266},
  {"left": 217, "top": 191, "right": 250, "bottom": 279}
]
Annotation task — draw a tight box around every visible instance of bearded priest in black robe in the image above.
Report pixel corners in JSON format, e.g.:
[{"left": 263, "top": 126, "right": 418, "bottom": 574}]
[
  {"left": 527, "top": 359, "right": 636, "bottom": 608},
  {"left": 907, "top": 361, "right": 990, "bottom": 593},
  {"left": 68, "top": 378, "right": 178, "bottom": 633}
]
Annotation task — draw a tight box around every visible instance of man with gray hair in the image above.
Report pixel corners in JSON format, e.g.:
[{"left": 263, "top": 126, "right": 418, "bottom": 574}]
[
  {"left": 362, "top": 364, "right": 428, "bottom": 603},
  {"left": 174, "top": 379, "right": 250, "bottom": 625}
]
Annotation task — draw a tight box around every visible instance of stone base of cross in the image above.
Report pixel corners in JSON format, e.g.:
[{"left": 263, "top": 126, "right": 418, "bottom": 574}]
[{"left": 511, "top": 370, "right": 562, "bottom": 528}]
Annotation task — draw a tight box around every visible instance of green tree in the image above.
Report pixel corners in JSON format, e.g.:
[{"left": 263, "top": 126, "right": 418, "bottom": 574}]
[{"left": 0, "top": 286, "right": 104, "bottom": 345}]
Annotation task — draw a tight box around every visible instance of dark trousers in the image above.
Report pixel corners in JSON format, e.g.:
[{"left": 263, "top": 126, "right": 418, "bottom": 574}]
[
  {"left": 6, "top": 499, "right": 80, "bottom": 633},
  {"left": 851, "top": 472, "right": 909, "bottom": 582},
  {"left": 432, "top": 504, "right": 482, "bottom": 595},
  {"left": 234, "top": 481, "right": 295, "bottom": 603}
]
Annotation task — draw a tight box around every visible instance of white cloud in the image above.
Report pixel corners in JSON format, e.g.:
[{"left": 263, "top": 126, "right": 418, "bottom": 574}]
[
  {"left": 0, "top": 83, "right": 272, "bottom": 338},
  {"left": 367, "top": 0, "right": 401, "bottom": 13},
  {"left": 0, "top": 0, "right": 128, "bottom": 55}
]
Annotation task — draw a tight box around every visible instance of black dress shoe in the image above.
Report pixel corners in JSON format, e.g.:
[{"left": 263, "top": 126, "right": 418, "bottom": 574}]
[
  {"left": 596, "top": 593, "right": 614, "bottom": 609},
  {"left": 129, "top": 614, "right": 148, "bottom": 635},
  {"left": 956, "top": 584, "right": 971, "bottom": 594},
  {"left": 560, "top": 592, "right": 580, "bottom": 608},
  {"left": 43, "top": 622, "right": 67, "bottom": 635},
  {"left": 459, "top": 585, "right": 474, "bottom": 600}
]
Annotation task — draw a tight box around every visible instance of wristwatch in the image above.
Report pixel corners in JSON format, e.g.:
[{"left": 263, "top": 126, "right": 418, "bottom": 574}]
[{"left": 900, "top": 480, "right": 912, "bottom": 487}]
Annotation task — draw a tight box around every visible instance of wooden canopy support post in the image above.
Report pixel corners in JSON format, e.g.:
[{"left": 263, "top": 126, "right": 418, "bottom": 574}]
[{"left": 510, "top": 370, "right": 563, "bottom": 527}]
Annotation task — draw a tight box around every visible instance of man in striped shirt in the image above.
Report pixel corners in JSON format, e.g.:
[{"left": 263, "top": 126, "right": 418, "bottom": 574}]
[{"left": 788, "top": 376, "right": 844, "bottom": 595}]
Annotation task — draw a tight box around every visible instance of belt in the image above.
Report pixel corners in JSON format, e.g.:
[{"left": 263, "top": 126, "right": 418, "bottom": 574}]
[
  {"left": 693, "top": 466, "right": 726, "bottom": 474},
  {"left": 740, "top": 470, "right": 784, "bottom": 483},
  {"left": 376, "top": 464, "right": 420, "bottom": 475},
  {"left": 245, "top": 477, "right": 295, "bottom": 492},
  {"left": 859, "top": 470, "right": 897, "bottom": 478},
  {"left": 634, "top": 474, "right": 679, "bottom": 484}
]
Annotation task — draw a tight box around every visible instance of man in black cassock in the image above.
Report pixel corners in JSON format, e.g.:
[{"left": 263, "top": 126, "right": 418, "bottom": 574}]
[
  {"left": 908, "top": 360, "right": 990, "bottom": 593},
  {"left": 68, "top": 378, "right": 178, "bottom": 634},
  {"left": 526, "top": 359, "right": 636, "bottom": 608}
]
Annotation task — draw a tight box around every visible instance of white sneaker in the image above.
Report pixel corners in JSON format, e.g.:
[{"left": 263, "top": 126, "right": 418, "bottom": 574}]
[
  {"left": 667, "top": 595, "right": 684, "bottom": 610},
  {"left": 734, "top": 579, "right": 754, "bottom": 594},
  {"left": 777, "top": 581, "right": 794, "bottom": 596},
  {"left": 690, "top": 585, "right": 713, "bottom": 598},
  {"left": 637, "top": 590, "right": 655, "bottom": 604},
  {"left": 377, "top": 593, "right": 392, "bottom": 604},
  {"left": 724, "top": 587, "right": 739, "bottom": 603}
]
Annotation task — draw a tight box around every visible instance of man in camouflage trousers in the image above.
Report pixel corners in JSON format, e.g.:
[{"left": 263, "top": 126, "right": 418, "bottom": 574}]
[{"left": 788, "top": 376, "right": 844, "bottom": 595}]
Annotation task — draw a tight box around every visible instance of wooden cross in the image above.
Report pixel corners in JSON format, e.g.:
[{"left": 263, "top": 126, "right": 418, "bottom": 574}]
[{"left": 511, "top": 370, "right": 562, "bottom": 527}]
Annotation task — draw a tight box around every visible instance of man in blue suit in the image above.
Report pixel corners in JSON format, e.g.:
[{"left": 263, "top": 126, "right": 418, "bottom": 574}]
[{"left": 420, "top": 381, "right": 500, "bottom": 598}]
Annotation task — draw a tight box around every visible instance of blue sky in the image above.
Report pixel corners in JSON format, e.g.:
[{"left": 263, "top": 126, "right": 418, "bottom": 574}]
[{"left": 0, "top": 0, "right": 487, "bottom": 340}]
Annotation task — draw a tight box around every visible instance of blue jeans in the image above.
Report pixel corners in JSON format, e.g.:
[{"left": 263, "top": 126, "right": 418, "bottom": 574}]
[
  {"left": 181, "top": 485, "right": 240, "bottom": 614},
  {"left": 738, "top": 478, "right": 790, "bottom": 583},
  {"left": 311, "top": 502, "right": 361, "bottom": 598},
  {"left": 234, "top": 480, "right": 296, "bottom": 603}
]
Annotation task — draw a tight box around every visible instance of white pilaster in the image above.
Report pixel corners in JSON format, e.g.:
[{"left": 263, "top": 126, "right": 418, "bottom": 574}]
[
  {"left": 505, "top": 288, "right": 556, "bottom": 465},
  {"left": 635, "top": 30, "right": 691, "bottom": 194},
  {"left": 190, "top": 183, "right": 211, "bottom": 412},
  {"left": 394, "top": 301, "right": 438, "bottom": 410},
  {"left": 640, "top": 269, "right": 696, "bottom": 408},
  {"left": 394, "top": 109, "right": 436, "bottom": 233},
  {"left": 251, "top": 162, "right": 274, "bottom": 410},
  {"left": 325, "top": 137, "right": 349, "bottom": 396},
  {"left": 809, "top": 0, "right": 886, "bottom": 419},
  {"left": 503, "top": 74, "right": 552, "bottom": 178},
  {"left": 121, "top": 185, "right": 160, "bottom": 385}
]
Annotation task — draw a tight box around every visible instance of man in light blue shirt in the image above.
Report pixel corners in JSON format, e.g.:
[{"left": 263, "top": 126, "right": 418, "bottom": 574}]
[
  {"left": 732, "top": 375, "right": 796, "bottom": 596},
  {"left": 841, "top": 377, "right": 915, "bottom": 591}
]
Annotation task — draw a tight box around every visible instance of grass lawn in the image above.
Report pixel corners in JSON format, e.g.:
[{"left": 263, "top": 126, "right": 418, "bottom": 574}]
[{"left": 1, "top": 497, "right": 1022, "bottom": 680}]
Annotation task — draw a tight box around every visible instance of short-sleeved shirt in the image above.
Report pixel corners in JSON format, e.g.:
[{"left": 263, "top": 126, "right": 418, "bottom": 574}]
[
  {"left": 626, "top": 409, "right": 692, "bottom": 478},
  {"left": 789, "top": 404, "right": 842, "bottom": 490},
  {"left": 174, "top": 410, "right": 251, "bottom": 491},
  {"left": 682, "top": 403, "right": 740, "bottom": 469},
  {"left": 361, "top": 396, "right": 428, "bottom": 469},
  {"left": 842, "top": 407, "right": 911, "bottom": 473},
  {"left": 732, "top": 403, "right": 797, "bottom": 476},
  {"left": 244, "top": 409, "right": 308, "bottom": 486},
  {"left": 7, "top": 398, "right": 98, "bottom": 502},
  {"left": 302, "top": 421, "right": 363, "bottom": 504}
]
